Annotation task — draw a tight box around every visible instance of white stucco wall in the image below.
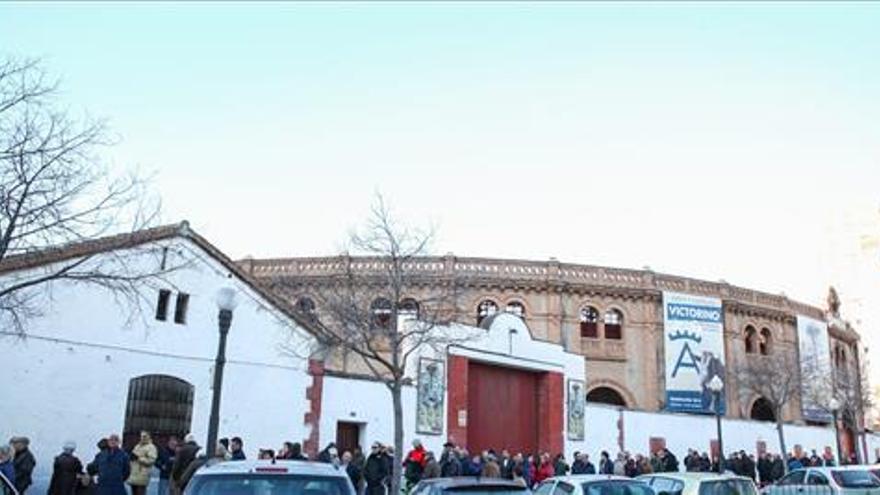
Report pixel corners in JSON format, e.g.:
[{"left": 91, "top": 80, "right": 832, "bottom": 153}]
[
  {"left": 1, "top": 237, "right": 315, "bottom": 493},
  {"left": 318, "top": 376, "right": 445, "bottom": 455},
  {"left": 572, "top": 403, "right": 839, "bottom": 464}
]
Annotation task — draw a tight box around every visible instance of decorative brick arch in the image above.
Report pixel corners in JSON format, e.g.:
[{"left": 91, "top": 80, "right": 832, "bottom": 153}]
[
  {"left": 471, "top": 295, "right": 502, "bottom": 326},
  {"left": 586, "top": 378, "right": 637, "bottom": 409},
  {"left": 745, "top": 395, "right": 776, "bottom": 422},
  {"left": 502, "top": 297, "right": 532, "bottom": 319}
]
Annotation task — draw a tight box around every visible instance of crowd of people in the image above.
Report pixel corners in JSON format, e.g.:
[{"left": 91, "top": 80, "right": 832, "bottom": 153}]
[{"left": 0, "top": 433, "right": 863, "bottom": 495}]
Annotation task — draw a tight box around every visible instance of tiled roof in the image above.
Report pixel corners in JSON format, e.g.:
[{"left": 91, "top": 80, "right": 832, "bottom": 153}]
[{"left": 0, "top": 221, "right": 318, "bottom": 335}]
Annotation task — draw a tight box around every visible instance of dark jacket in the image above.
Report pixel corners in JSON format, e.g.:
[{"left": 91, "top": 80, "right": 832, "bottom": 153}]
[
  {"left": 0, "top": 460, "right": 15, "bottom": 487},
  {"left": 554, "top": 460, "right": 569, "bottom": 476},
  {"left": 571, "top": 460, "right": 594, "bottom": 475},
  {"left": 662, "top": 453, "right": 679, "bottom": 473},
  {"left": 94, "top": 448, "right": 130, "bottom": 495},
  {"left": 770, "top": 458, "right": 785, "bottom": 482},
  {"left": 171, "top": 442, "right": 200, "bottom": 484},
  {"left": 48, "top": 453, "right": 83, "bottom": 495},
  {"left": 439, "top": 454, "right": 460, "bottom": 477},
  {"left": 364, "top": 454, "right": 389, "bottom": 485},
  {"left": 13, "top": 448, "right": 36, "bottom": 494},
  {"left": 230, "top": 450, "right": 246, "bottom": 461},
  {"left": 157, "top": 446, "right": 175, "bottom": 480},
  {"left": 345, "top": 463, "right": 362, "bottom": 487},
  {"left": 422, "top": 460, "right": 441, "bottom": 479}
]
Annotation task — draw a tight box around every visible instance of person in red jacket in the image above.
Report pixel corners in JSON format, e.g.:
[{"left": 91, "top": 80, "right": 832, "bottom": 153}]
[
  {"left": 533, "top": 453, "right": 555, "bottom": 485},
  {"left": 403, "top": 440, "right": 427, "bottom": 491}
]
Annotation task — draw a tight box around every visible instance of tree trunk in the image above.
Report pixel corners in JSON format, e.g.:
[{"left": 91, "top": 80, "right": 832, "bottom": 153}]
[
  {"left": 391, "top": 382, "right": 404, "bottom": 495},
  {"left": 776, "top": 412, "right": 788, "bottom": 474}
]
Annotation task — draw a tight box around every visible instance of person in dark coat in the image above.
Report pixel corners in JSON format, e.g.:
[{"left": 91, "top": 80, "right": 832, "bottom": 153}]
[
  {"left": 156, "top": 437, "right": 178, "bottom": 495},
  {"left": 317, "top": 443, "right": 338, "bottom": 464},
  {"left": 48, "top": 442, "right": 84, "bottom": 495},
  {"left": 0, "top": 446, "right": 15, "bottom": 487},
  {"left": 290, "top": 443, "right": 307, "bottom": 461},
  {"left": 439, "top": 444, "right": 460, "bottom": 477},
  {"left": 341, "top": 452, "right": 363, "bottom": 490},
  {"left": 229, "top": 438, "right": 245, "bottom": 461},
  {"left": 94, "top": 435, "right": 129, "bottom": 495},
  {"left": 363, "top": 444, "right": 389, "bottom": 495},
  {"left": 171, "top": 435, "right": 200, "bottom": 495},
  {"left": 10, "top": 437, "right": 36, "bottom": 494},
  {"left": 599, "top": 452, "right": 614, "bottom": 475},
  {"left": 770, "top": 455, "right": 785, "bottom": 483}
]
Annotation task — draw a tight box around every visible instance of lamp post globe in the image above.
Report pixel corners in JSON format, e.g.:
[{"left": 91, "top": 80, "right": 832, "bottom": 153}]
[
  {"left": 206, "top": 286, "right": 237, "bottom": 454},
  {"left": 708, "top": 374, "right": 725, "bottom": 473}
]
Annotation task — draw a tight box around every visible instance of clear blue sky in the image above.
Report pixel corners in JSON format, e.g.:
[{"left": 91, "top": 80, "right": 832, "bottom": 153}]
[{"left": 2, "top": 2, "right": 878, "bottom": 346}]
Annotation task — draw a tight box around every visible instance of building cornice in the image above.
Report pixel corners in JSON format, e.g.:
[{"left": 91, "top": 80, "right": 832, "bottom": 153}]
[{"left": 242, "top": 255, "right": 829, "bottom": 323}]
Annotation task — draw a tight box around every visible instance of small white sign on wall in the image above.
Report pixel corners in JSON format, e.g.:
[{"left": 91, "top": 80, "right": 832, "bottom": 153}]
[{"left": 457, "top": 409, "right": 467, "bottom": 427}]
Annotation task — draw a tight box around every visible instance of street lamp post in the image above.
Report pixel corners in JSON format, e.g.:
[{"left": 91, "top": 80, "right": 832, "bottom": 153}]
[
  {"left": 829, "top": 398, "right": 843, "bottom": 465},
  {"left": 708, "top": 375, "right": 725, "bottom": 473},
  {"left": 206, "top": 287, "right": 238, "bottom": 453}
]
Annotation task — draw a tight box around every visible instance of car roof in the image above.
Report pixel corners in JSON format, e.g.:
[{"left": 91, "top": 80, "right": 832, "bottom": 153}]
[
  {"left": 638, "top": 472, "right": 754, "bottom": 483},
  {"left": 194, "top": 460, "right": 348, "bottom": 477},
  {"left": 550, "top": 475, "right": 644, "bottom": 484},
  {"left": 417, "top": 477, "right": 528, "bottom": 489},
  {"left": 801, "top": 466, "right": 873, "bottom": 473}
]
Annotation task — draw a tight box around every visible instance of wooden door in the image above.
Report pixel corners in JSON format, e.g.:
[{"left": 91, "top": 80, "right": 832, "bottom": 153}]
[
  {"left": 467, "top": 361, "right": 539, "bottom": 454},
  {"left": 336, "top": 422, "right": 360, "bottom": 455}
]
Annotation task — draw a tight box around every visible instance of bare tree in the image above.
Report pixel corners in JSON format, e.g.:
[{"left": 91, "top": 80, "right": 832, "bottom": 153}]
[
  {"left": 798, "top": 353, "right": 872, "bottom": 464},
  {"left": 0, "top": 56, "right": 168, "bottom": 333},
  {"left": 292, "top": 195, "right": 473, "bottom": 495},
  {"left": 736, "top": 353, "right": 801, "bottom": 470}
]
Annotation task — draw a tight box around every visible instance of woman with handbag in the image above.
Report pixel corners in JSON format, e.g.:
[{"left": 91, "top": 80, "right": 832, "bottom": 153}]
[{"left": 128, "top": 432, "right": 158, "bottom": 495}]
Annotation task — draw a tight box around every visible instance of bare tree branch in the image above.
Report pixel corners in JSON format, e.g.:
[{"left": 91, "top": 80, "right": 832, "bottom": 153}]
[
  {"left": 0, "top": 56, "right": 171, "bottom": 334},
  {"left": 278, "top": 193, "right": 471, "bottom": 495}
]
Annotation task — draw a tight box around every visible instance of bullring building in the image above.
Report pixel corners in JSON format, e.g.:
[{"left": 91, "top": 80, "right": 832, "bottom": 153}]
[
  {"left": 242, "top": 254, "right": 867, "bottom": 460},
  {"left": 1, "top": 223, "right": 871, "bottom": 494}
]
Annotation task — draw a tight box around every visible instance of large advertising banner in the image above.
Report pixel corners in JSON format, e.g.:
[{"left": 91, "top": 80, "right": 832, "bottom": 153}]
[
  {"left": 798, "top": 315, "right": 833, "bottom": 422},
  {"left": 664, "top": 292, "right": 726, "bottom": 414}
]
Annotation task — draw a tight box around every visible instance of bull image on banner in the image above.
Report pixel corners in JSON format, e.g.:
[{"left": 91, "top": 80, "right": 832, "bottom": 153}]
[
  {"left": 664, "top": 292, "right": 726, "bottom": 414},
  {"left": 797, "top": 315, "right": 833, "bottom": 422}
]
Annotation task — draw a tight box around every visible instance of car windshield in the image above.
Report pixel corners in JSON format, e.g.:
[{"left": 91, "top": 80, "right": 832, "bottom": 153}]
[
  {"left": 186, "top": 474, "right": 351, "bottom": 495},
  {"left": 583, "top": 480, "right": 653, "bottom": 495},
  {"left": 831, "top": 470, "right": 880, "bottom": 488}
]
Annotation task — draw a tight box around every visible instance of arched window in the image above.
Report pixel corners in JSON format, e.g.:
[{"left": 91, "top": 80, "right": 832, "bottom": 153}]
[
  {"left": 505, "top": 301, "right": 526, "bottom": 319},
  {"left": 759, "top": 327, "right": 772, "bottom": 355},
  {"left": 580, "top": 306, "right": 599, "bottom": 338},
  {"left": 586, "top": 386, "right": 627, "bottom": 407},
  {"left": 476, "top": 300, "right": 498, "bottom": 325},
  {"left": 604, "top": 309, "right": 623, "bottom": 340},
  {"left": 371, "top": 298, "right": 393, "bottom": 330},
  {"left": 750, "top": 397, "right": 776, "bottom": 422},
  {"left": 744, "top": 325, "right": 757, "bottom": 354},
  {"left": 399, "top": 298, "right": 419, "bottom": 320},
  {"left": 124, "top": 375, "right": 194, "bottom": 450},
  {"left": 296, "top": 296, "right": 316, "bottom": 315}
]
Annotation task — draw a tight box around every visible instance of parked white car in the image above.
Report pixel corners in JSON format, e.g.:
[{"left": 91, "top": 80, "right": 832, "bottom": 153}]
[
  {"left": 762, "top": 466, "right": 880, "bottom": 495},
  {"left": 534, "top": 474, "right": 655, "bottom": 495},
  {"left": 183, "top": 460, "right": 356, "bottom": 495}
]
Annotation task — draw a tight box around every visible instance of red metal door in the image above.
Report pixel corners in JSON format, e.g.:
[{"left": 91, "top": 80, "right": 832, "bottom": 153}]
[{"left": 467, "top": 361, "right": 539, "bottom": 454}]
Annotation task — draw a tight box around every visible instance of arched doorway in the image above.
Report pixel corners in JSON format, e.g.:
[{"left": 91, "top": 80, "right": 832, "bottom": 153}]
[
  {"left": 123, "top": 375, "right": 194, "bottom": 449},
  {"left": 586, "top": 386, "right": 627, "bottom": 407},
  {"left": 750, "top": 397, "right": 776, "bottom": 422}
]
